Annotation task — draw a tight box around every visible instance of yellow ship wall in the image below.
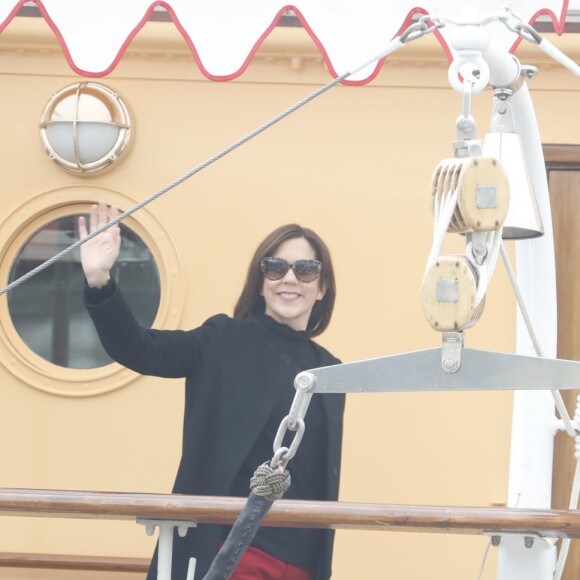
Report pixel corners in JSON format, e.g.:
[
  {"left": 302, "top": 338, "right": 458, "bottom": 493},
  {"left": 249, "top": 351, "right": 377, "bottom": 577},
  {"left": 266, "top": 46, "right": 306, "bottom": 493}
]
[{"left": 0, "top": 16, "right": 578, "bottom": 580}]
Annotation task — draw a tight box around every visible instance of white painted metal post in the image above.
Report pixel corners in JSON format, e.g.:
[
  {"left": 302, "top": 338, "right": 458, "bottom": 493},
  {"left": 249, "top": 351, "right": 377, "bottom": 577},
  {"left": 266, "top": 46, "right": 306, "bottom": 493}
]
[
  {"left": 450, "top": 20, "right": 560, "bottom": 572},
  {"left": 443, "top": 19, "right": 559, "bottom": 576},
  {"left": 496, "top": 83, "right": 559, "bottom": 579},
  {"left": 137, "top": 518, "right": 197, "bottom": 580},
  {"left": 186, "top": 557, "right": 197, "bottom": 580},
  {"left": 158, "top": 521, "right": 175, "bottom": 580}
]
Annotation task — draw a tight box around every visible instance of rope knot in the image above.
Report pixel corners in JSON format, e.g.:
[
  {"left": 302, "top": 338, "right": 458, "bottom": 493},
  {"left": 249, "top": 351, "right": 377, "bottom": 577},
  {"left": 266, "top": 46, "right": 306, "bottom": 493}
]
[{"left": 250, "top": 463, "right": 291, "bottom": 501}]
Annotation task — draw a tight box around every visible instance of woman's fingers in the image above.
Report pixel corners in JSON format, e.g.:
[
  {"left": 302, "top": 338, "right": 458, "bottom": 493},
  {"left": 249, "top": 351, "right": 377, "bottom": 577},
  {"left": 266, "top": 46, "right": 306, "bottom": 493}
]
[
  {"left": 97, "top": 201, "right": 108, "bottom": 230},
  {"left": 87, "top": 202, "right": 120, "bottom": 234},
  {"left": 78, "top": 215, "right": 88, "bottom": 239}
]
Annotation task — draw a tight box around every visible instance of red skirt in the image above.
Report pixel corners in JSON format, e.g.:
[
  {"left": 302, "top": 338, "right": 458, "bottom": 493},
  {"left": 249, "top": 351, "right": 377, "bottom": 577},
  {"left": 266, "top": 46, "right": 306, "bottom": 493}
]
[{"left": 228, "top": 545, "right": 313, "bottom": 580}]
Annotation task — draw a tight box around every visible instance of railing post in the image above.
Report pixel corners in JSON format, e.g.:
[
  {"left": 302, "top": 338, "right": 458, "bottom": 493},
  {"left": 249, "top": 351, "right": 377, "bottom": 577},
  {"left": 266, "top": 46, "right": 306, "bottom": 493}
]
[{"left": 137, "top": 518, "right": 197, "bottom": 580}]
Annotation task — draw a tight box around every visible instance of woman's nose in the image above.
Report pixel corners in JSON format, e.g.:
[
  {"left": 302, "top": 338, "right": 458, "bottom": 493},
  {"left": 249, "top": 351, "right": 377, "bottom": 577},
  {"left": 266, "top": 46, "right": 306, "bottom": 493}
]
[{"left": 281, "top": 267, "right": 298, "bottom": 282}]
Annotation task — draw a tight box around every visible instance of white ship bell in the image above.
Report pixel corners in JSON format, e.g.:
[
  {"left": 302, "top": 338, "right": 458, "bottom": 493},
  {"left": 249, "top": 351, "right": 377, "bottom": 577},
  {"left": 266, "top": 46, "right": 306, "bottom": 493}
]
[{"left": 482, "top": 94, "right": 544, "bottom": 239}]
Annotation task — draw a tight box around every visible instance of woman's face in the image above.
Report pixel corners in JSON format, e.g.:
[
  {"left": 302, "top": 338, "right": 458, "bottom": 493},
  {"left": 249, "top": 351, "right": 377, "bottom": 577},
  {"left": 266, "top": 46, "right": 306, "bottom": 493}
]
[{"left": 262, "top": 237, "right": 325, "bottom": 331}]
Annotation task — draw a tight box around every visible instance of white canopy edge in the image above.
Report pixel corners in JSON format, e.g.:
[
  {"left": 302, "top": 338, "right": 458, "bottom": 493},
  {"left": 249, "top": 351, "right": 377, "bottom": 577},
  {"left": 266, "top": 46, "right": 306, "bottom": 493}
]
[{"left": 0, "top": 0, "right": 569, "bottom": 82}]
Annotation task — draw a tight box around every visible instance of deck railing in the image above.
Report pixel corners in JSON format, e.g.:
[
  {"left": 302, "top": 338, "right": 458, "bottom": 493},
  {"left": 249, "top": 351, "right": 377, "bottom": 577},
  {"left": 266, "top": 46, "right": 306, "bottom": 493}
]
[
  {"left": 2, "top": 487, "right": 580, "bottom": 575},
  {"left": 0, "top": 552, "right": 149, "bottom": 573}
]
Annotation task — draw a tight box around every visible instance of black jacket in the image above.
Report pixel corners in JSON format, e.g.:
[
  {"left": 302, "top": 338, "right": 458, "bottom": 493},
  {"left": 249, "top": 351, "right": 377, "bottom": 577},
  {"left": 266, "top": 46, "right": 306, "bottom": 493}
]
[{"left": 85, "top": 282, "right": 345, "bottom": 579}]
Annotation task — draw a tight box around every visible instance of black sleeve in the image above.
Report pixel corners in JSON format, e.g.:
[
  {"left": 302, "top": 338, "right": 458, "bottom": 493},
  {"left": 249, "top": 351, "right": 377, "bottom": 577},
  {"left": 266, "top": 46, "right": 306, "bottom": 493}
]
[
  {"left": 84, "top": 279, "right": 230, "bottom": 378},
  {"left": 84, "top": 278, "right": 115, "bottom": 305}
]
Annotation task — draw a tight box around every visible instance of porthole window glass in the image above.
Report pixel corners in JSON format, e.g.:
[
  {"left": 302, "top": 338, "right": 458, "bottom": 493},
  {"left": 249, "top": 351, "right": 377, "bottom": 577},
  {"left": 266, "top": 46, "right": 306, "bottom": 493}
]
[{"left": 7, "top": 214, "right": 160, "bottom": 369}]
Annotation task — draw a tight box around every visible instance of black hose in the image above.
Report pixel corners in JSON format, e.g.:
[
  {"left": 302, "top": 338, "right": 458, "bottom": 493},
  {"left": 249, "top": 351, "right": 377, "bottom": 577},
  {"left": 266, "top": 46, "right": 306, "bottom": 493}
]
[{"left": 202, "top": 491, "right": 274, "bottom": 579}]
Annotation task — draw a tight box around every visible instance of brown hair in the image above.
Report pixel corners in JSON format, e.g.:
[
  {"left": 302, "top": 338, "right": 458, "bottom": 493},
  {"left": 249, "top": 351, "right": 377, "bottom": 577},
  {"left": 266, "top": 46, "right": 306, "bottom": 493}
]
[{"left": 233, "top": 224, "right": 336, "bottom": 337}]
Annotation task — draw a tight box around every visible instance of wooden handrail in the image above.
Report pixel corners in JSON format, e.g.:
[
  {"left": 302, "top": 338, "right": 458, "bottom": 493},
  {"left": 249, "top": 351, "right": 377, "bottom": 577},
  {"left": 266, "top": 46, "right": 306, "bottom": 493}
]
[
  {"left": 1, "top": 488, "right": 580, "bottom": 539},
  {"left": 0, "top": 552, "right": 148, "bottom": 573}
]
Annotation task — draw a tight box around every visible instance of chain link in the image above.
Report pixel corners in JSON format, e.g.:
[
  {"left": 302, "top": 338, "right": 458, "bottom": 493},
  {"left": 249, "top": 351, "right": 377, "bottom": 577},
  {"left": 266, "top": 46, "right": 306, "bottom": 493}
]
[{"left": 271, "top": 417, "right": 305, "bottom": 469}]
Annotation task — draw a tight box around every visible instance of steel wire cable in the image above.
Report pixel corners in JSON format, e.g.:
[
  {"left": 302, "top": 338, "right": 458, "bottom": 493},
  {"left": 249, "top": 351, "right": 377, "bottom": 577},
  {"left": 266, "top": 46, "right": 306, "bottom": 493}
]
[
  {"left": 0, "top": 32, "right": 412, "bottom": 298},
  {"left": 0, "top": 72, "right": 350, "bottom": 297}
]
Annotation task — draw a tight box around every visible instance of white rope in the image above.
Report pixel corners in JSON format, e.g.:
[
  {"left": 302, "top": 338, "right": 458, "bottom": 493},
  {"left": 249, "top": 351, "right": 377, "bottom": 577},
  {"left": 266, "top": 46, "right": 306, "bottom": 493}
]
[
  {"left": 554, "top": 399, "right": 580, "bottom": 580},
  {"left": 499, "top": 243, "right": 578, "bottom": 437},
  {"left": 486, "top": 230, "right": 503, "bottom": 282},
  {"left": 476, "top": 538, "right": 492, "bottom": 580},
  {"left": 499, "top": 240, "right": 580, "bottom": 580},
  {"left": 553, "top": 454, "right": 580, "bottom": 579},
  {"left": 425, "top": 159, "right": 505, "bottom": 311},
  {"left": 499, "top": 239, "right": 577, "bottom": 580},
  {"left": 424, "top": 161, "right": 461, "bottom": 277},
  {"left": 465, "top": 228, "right": 503, "bottom": 306}
]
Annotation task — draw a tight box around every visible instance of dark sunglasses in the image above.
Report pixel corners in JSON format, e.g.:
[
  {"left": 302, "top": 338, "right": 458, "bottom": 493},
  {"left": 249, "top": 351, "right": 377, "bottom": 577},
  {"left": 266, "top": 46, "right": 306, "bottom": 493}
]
[{"left": 261, "top": 257, "right": 322, "bottom": 283}]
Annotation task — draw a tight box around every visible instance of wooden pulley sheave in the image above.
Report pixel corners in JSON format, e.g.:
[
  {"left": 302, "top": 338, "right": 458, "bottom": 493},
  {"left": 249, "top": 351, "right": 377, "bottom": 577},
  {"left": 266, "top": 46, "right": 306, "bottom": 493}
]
[
  {"left": 421, "top": 254, "right": 485, "bottom": 332},
  {"left": 421, "top": 152, "right": 510, "bottom": 332},
  {"left": 431, "top": 155, "right": 510, "bottom": 235}
]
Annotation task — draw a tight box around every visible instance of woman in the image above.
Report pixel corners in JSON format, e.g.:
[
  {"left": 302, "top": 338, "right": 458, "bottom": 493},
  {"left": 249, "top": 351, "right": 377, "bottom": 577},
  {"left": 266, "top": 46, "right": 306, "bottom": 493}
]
[{"left": 79, "top": 202, "right": 345, "bottom": 579}]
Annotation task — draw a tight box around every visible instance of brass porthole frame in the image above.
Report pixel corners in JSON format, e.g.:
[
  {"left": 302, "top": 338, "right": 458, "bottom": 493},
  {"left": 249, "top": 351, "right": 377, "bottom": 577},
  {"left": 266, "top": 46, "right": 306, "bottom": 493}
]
[{"left": 0, "top": 186, "right": 185, "bottom": 397}]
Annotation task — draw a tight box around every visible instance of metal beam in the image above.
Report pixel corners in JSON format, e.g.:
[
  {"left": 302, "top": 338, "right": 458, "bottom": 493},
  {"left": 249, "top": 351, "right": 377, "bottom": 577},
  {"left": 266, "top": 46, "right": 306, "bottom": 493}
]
[{"left": 296, "top": 349, "right": 580, "bottom": 394}]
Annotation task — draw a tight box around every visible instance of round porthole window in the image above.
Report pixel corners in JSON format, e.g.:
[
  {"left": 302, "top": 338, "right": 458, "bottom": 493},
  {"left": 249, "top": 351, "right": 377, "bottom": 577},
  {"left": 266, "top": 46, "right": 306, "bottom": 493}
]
[
  {"left": 39, "top": 82, "right": 133, "bottom": 175},
  {"left": 7, "top": 214, "right": 160, "bottom": 369},
  {"left": 0, "top": 192, "right": 185, "bottom": 397}
]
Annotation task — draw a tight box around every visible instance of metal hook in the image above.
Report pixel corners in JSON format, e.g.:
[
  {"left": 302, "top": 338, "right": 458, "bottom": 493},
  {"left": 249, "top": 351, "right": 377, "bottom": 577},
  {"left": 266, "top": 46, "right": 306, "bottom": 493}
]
[
  {"left": 503, "top": 10, "right": 543, "bottom": 45},
  {"left": 400, "top": 17, "right": 443, "bottom": 44}
]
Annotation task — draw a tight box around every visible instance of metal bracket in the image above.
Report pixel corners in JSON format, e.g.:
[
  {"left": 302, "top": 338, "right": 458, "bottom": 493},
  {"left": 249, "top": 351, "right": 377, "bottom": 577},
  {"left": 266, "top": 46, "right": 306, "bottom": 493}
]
[
  {"left": 467, "top": 232, "right": 489, "bottom": 265},
  {"left": 137, "top": 519, "right": 197, "bottom": 580},
  {"left": 441, "top": 331, "right": 464, "bottom": 373},
  {"left": 456, "top": 78, "right": 477, "bottom": 141},
  {"left": 484, "top": 530, "right": 555, "bottom": 548},
  {"left": 489, "top": 90, "right": 517, "bottom": 133}
]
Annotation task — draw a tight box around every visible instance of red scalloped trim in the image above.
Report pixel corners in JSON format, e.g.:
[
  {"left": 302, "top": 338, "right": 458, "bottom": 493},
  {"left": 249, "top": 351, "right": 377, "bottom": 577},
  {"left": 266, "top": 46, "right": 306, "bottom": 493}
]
[{"left": 0, "top": 0, "right": 570, "bottom": 82}]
